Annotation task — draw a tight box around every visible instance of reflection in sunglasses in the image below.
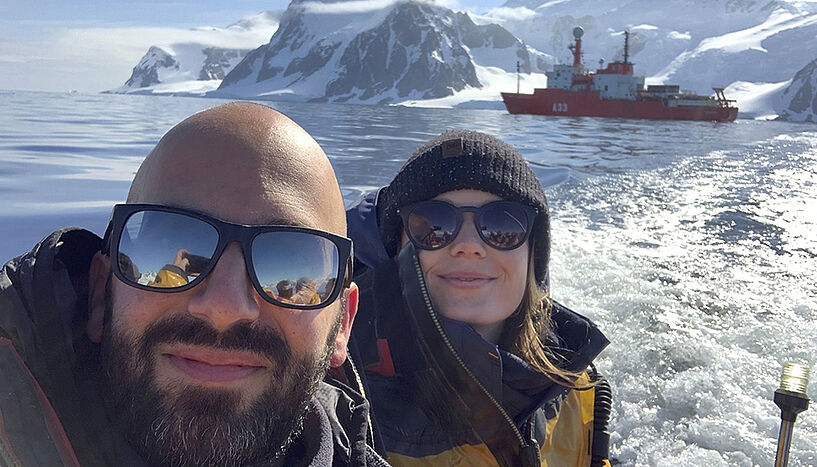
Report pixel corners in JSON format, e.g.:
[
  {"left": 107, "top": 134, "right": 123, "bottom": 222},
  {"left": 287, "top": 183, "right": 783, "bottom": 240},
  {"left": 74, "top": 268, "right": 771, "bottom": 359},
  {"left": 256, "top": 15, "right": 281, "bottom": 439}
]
[
  {"left": 275, "top": 279, "right": 296, "bottom": 299},
  {"left": 149, "top": 265, "right": 189, "bottom": 288},
  {"left": 293, "top": 277, "right": 320, "bottom": 305},
  {"left": 501, "top": 209, "right": 526, "bottom": 231},
  {"left": 404, "top": 200, "right": 536, "bottom": 251}
]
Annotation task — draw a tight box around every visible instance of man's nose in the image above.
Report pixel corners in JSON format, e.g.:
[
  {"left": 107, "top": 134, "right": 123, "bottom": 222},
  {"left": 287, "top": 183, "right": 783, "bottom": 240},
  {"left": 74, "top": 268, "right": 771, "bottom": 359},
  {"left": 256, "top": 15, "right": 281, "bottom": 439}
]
[
  {"left": 186, "top": 242, "right": 261, "bottom": 332},
  {"left": 449, "top": 214, "right": 486, "bottom": 258}
]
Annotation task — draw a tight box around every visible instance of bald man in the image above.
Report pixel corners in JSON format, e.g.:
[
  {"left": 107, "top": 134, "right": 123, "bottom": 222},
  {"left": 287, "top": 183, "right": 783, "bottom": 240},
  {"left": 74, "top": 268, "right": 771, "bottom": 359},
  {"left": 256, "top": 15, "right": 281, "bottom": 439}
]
[{"left": 0, "top": 103, "right": 388, "bottom": 467}]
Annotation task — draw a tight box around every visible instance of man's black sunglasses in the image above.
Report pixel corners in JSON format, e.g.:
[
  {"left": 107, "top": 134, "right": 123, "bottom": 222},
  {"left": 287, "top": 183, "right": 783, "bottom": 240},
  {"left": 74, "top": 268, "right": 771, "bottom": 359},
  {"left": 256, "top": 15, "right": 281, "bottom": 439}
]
[{"left": 102, "top": 204, "right": 353, "bottom": 310}]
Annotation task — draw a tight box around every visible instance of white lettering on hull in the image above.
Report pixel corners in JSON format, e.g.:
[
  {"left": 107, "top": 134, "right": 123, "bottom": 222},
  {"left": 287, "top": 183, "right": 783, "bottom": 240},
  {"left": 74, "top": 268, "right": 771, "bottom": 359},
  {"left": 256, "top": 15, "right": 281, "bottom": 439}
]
[{"left": 552, "top": 102, "right": 569, "bottom": 112}]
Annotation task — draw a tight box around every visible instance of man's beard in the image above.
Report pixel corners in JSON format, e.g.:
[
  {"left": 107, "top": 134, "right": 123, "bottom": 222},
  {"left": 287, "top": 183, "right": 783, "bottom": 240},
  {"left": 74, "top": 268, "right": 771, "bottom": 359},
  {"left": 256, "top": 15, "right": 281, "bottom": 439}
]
[{"left": 100, "top": 287, "right": 342, "bottom": 467}]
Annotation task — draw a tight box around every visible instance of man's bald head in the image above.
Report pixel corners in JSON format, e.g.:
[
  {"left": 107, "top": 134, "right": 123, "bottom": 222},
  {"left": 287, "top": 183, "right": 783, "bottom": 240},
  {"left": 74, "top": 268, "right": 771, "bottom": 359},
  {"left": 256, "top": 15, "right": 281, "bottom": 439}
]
[{"left": 128, "top": 102, "right": 346, "bottom": 235}]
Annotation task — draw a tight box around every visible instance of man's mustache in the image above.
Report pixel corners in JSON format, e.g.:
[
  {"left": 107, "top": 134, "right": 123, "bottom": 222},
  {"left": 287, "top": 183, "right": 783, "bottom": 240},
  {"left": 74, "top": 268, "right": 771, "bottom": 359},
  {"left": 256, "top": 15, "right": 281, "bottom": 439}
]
[{"left": 139, "top": 313, "right": 290, "bottom": 362}]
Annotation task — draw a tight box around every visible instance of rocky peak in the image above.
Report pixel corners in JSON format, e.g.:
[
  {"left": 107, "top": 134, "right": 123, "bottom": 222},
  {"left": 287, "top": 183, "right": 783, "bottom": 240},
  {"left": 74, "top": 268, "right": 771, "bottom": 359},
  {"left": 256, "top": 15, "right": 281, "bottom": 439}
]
[
  {"left": 326, "top": 2, "right": 481, "bottom": 102},
  {"left": 776, "top": 58, "right": 817, "bottom": 122},
  {"left": 124, "top": 46, "right": 177, "bottom": 88},
  {"left": 117, "top": 44, "right": 252, "bottom": 93}
]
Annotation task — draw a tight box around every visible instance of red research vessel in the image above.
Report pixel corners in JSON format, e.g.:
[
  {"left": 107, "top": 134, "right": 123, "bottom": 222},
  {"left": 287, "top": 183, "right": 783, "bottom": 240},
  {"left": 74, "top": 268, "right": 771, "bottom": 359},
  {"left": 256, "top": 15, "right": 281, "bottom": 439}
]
[{"left": 501, "top": 27, "right": 738, "bottom": 122}]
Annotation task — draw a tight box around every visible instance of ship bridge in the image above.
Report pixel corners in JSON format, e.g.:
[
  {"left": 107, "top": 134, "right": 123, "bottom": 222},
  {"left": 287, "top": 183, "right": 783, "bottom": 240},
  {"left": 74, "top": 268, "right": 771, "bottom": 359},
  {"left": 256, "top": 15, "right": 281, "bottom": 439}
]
[
  {"left": 546, "top": 64, "right": 580, "bottom": 90},
  {"left": 592, "top": 71, "right": 643, "bottom": 100}
]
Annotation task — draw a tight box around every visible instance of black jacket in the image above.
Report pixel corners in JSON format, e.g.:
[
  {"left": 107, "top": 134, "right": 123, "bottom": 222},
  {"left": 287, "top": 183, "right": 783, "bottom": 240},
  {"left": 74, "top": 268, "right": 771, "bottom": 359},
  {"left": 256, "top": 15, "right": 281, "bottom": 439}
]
[{"left": 0, "top": 227, "right": 387, "bottom": 467}]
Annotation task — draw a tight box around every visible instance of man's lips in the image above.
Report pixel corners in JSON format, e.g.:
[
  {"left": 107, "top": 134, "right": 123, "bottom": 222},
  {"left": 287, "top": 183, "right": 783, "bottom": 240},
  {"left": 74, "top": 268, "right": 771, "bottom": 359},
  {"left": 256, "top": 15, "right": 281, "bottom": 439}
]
[{"left": 160, "top": 346, "right": 269, "bottom": 384}]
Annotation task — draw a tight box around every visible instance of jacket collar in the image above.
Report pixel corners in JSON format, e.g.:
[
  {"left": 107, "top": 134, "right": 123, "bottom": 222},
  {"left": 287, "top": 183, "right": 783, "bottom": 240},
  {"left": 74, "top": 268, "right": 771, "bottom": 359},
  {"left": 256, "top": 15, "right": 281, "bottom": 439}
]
[{"left": 433, "top": 294, "right": 609, "bottom": 425}]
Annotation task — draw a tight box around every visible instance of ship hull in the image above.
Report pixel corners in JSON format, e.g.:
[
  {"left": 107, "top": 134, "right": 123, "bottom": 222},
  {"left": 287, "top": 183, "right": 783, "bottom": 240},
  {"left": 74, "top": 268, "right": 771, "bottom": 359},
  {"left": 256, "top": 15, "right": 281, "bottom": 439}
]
[{"left": 501, "top": 88, "right": 738, "bottom": 122}]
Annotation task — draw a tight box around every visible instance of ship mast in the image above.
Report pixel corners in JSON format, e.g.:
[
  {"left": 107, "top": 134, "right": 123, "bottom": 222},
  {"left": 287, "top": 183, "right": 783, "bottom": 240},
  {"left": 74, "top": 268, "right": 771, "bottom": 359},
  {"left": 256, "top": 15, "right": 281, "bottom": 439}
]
[
  {"left": 569, "top": 26, "right": 584, "bottom": 68},
  {"left": 624, "top": 30, "right": 630, "bottom": 64},
  {"left": 516, "top": 60, "right": 520, "bottom": 94}
]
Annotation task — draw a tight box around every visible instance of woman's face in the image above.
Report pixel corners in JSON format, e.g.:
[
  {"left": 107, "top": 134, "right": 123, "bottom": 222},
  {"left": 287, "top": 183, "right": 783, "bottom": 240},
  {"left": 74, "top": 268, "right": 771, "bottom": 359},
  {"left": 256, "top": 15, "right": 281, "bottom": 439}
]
[{"left": 404, "top": 189, "right": 530, "bottom": 343}]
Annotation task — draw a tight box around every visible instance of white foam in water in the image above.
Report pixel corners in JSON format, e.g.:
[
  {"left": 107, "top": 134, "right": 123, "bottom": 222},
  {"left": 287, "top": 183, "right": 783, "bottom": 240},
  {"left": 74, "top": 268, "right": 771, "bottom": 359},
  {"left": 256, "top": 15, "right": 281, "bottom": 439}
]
[{"left": 548, "top": 132, "right": 817, "bottom": 465}]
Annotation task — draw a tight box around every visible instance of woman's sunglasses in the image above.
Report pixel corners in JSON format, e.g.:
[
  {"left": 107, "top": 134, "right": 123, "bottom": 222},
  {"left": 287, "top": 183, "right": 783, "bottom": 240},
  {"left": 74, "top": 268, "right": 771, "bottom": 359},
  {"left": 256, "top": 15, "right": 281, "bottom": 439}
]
[
  {"left": 398, "top": 200, "right": 538, "bottom": 251},
  {"left": 102, "top": 204, "right": 352, "bottom": 310}
]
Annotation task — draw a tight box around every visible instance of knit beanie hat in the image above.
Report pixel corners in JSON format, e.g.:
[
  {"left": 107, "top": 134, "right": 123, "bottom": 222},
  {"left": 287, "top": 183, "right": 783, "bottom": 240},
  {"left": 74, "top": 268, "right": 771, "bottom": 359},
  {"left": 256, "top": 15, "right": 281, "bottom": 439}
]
[{"left": 377, "top": 130, "right": 551, "bottom": 286}]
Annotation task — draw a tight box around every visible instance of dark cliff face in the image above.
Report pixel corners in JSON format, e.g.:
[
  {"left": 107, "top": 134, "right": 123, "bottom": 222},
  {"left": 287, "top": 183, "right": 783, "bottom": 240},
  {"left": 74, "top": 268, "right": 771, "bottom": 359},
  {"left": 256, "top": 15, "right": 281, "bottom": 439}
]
[
  {"left": 220, "top": 10, "right": 312, "bottom": 88},
  {"left": 200, "top": 48, "right": 247, "bottom": 80},
  {"left": 777, "top": 58, "right": 817, "bottom": 122},
  {"left": 124, "top": 47, "right": 177, "bottom": 88},
  {"left": 326, "top": 3, "right": 480, "bottom": 102},
  {"left": 218, "top": 1, "right": 541, "bottom": 103},
  {"left": 219, "top": 47, "right": 266, "bottom": 87}
]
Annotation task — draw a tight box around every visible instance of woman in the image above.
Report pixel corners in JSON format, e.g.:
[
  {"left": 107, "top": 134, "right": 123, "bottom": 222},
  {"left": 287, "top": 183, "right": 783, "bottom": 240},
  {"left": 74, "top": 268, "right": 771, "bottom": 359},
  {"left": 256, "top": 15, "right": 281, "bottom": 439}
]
[{"left": 347, "top": 130, "right": 611, "bottom": 467}]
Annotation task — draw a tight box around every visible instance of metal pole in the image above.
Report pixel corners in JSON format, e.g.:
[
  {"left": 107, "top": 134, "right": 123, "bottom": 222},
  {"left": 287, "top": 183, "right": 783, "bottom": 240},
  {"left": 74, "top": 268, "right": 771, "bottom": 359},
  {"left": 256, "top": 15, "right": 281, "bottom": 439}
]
[
  {"left": 772, "top": 363, "right": 810, "bottom": 467},
  {"left": 516, "top": 61, "right": 520, "bottom": 94},
  {"left": 774, "top": 420, "right": 795, "bottom": 467}
]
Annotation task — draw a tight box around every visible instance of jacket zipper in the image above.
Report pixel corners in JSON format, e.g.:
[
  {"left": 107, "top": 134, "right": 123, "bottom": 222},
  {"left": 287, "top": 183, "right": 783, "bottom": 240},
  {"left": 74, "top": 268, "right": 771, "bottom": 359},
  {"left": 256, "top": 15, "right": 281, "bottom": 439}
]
[{"left": 409, "top": 253, "right": 534, "bottom": 460}]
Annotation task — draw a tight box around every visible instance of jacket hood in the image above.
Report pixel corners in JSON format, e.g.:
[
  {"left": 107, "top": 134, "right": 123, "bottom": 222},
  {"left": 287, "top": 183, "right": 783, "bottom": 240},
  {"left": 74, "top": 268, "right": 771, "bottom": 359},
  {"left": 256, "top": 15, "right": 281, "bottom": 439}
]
[
  {"left": 0, "top": 228, "right": 101, "bottom": 394},
  {"left": 549, "top": 300, "right": 609, "bottom": 372},
  {"left": 346, "top": 189, "right": 390, "bottom": 271},
  {"left": 0, "top": 227, "right": 112, "bottom": 464}
]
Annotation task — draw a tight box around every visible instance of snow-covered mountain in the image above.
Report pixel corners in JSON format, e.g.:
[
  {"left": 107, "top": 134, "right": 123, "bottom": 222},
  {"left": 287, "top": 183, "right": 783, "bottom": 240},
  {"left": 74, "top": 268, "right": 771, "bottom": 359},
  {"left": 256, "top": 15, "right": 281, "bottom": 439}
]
[
  {"left": 115, "top": 45, "right": 250, "bottom": 94},
  {"left": 214, "top": 0, "right": 549, "bottom": 104},
  {"left": 775, "top": 59, "right": 817, "bottom": 122},
  {"left": 110, "top": 11, "right": 280, "bottom": 95}
]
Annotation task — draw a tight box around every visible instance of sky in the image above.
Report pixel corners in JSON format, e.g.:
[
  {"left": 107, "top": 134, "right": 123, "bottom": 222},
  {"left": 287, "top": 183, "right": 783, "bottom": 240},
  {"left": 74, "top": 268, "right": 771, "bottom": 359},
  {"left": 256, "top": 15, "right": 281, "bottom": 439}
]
[{"left": 0, "top": 0, "right": 507, "bottom": 93}]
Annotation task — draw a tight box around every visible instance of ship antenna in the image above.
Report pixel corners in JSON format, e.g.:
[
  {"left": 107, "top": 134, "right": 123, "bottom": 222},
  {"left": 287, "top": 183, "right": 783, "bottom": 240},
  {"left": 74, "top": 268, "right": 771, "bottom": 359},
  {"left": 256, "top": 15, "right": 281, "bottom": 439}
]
[
  {"left": 516, "top": 60, "right": 520, "bottom": 94},
  {"left": 624, "top": 30, "right": 630, "bottom": 64}
]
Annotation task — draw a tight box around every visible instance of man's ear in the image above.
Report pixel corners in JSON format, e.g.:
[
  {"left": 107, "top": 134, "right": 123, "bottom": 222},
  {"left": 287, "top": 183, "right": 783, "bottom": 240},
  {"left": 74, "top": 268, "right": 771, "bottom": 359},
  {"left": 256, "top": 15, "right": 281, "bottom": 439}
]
[
  {"left": 329, "top": 282, "right": 359, "bottom": 368},
  {"left": 87, "top": 252, "right": 110, "bottom": 343}
]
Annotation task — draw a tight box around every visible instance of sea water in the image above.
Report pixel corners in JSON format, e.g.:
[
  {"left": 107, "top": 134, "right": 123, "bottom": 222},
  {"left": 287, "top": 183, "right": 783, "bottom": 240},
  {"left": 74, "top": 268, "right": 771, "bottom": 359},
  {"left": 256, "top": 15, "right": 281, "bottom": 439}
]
[{"left": 1, "top": 90, "right": 814, "bottom": 466}]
